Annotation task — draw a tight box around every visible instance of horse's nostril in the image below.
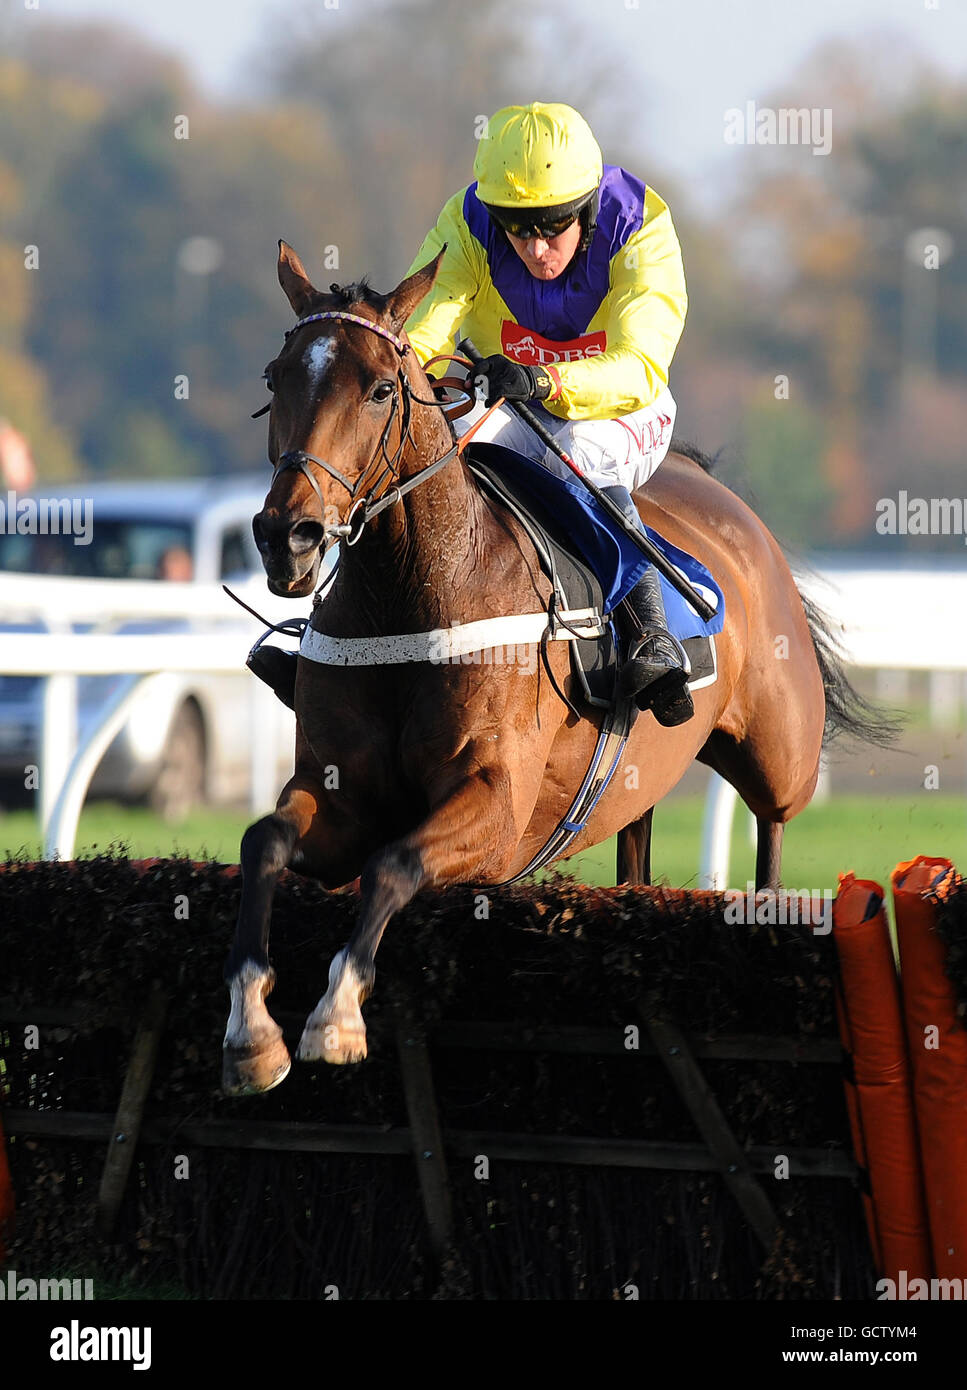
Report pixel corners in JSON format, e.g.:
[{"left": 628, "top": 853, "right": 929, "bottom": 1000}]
[{"left": 289, "top": 520, "right": 325, "bottom": 555}]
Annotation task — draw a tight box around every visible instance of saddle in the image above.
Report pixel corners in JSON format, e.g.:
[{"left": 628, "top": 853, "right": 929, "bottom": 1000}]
[{"left": 466, "top": 444, "right": 717, "bottom": 714}]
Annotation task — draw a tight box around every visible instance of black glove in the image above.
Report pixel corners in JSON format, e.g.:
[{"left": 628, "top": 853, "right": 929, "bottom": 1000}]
[{"left": 473, "top": 354, "right": 555, "bottom": 407}]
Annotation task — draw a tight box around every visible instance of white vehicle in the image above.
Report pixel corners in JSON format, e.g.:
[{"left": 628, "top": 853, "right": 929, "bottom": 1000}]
[{"left": 0, "top": 475, "right": 319, "bottom": 820}]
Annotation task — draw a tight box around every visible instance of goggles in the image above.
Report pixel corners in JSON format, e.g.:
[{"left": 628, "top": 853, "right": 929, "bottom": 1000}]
[{"left": 483, "top": 201, "right": 584, "bottom": 242}]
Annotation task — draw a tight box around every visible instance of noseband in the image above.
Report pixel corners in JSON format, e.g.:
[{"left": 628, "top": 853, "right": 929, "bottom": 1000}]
[{"left": 268, "top": 309, "right": 460, "bottom": 547}]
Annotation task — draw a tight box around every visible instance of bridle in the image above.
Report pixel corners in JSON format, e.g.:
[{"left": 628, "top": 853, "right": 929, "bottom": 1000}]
[
  {"left": 232, "top": 306, "right": 488, "bottom": 659},
  {"left": 263, "top": 309, "right": 467, "bottom": 548}
]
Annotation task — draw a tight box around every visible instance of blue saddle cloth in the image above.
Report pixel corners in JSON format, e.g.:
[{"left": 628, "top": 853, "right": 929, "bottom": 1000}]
[{"left": 468, "top": 442, "right": 725, "bottom": 640}]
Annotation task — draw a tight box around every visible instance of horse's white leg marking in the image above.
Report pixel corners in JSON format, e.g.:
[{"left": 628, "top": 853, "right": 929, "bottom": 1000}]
[
  {"left": 297, "top": 948, "right": 368, "bottom": 1066},
  {"left": 222, "top": 960, "right": 291, "bottom": 1094},
  {"left": 224, "top": 960, "right": 268, "bottom": 1046}
]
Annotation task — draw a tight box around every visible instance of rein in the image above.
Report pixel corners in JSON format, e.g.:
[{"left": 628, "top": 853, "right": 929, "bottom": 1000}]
[{"left": 265, "top": 310, "right": 498, "bottom": 547}]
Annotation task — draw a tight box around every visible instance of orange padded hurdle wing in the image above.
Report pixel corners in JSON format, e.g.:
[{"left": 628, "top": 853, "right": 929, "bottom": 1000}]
[
  {"left": 892, "top": 856, "right": 967, "bottom": 1282},
  {"left": 834, "top": 979, "right": 881, "bottom": 1273},
  {"left": 833, "top": 873, "right": 931, "bottom": 1285}
]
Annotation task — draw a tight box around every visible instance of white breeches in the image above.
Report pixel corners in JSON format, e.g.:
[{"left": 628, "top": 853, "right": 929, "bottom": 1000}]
[{"left": 454, "top": 387, "right": 677, "bottom": 493}]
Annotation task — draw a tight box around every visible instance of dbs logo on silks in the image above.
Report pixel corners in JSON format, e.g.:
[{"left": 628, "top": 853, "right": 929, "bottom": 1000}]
[{"left": 501, "top": 322, "right": 606, "bottom": 366}]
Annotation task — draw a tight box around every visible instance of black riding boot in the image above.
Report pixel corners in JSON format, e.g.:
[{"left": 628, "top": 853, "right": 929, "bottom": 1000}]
[
  {"left": 604, "top": 486, "right": 694, "bottom": 727},
  {"left": 618, "top": 568, "right": 694, "bottom": 725},
  {"left": 246, "top": 646, "right": 297, "bottom": 711}
]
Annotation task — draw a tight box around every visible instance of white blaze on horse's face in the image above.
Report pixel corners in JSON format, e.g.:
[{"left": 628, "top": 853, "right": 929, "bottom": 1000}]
[{"left": 303, "top": 337, "right": 336, "bottom": 393}]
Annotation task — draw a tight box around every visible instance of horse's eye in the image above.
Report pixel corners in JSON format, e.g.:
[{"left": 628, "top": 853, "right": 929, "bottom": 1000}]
[{"left": 371, "top": 380, "right": 394, "bottom": 404}]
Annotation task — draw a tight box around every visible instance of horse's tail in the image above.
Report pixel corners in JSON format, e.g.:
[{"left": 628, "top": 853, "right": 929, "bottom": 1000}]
[{"left": 798, "top": 588, "right": 904, "bottom": 750}]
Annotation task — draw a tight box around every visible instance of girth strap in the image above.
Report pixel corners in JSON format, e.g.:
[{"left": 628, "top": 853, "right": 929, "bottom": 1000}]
[{"left": 299, "top": 608, "right": 606, "bottom": 667}]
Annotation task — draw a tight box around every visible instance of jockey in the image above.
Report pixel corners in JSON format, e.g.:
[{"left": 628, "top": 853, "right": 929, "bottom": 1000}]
[{"left": 403, "top": 102, "right": 693, "bottom": 726}]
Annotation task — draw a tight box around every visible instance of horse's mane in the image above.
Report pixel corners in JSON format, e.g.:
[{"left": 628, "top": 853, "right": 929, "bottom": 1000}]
[{"left": 670, "top": 439, "right": 721, "bottom": 473}]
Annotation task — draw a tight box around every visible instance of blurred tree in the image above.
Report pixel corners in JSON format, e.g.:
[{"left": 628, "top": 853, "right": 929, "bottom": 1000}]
[
  {"left": 732, "top": 394, "right": 834, "bottom": 550},
  {"left": 263, "top": 0, "right": 637, "bottom": 284},
  {"left": 3, "top": 25, "right": 346, "bottom": 478},
  {"left": 175, "top": 102, "right": 351, "bottom": 469},
  {"left": 726, "top": 42, "right": 967, "bottom": 546},
  {"left": 0, "top": 64, "right": 88, "bottom": 480},
  {"left": 23, "top": 82, "right": 189, "bottom": 475}
]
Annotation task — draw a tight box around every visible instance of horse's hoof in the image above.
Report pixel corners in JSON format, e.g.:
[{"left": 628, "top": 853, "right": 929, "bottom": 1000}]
[
  {"left": 297, "top": 1022, "right": 368, "bottom": 1066},
  {"left": 222, "top": 1036, "right": 292, "bottom": 1095}
]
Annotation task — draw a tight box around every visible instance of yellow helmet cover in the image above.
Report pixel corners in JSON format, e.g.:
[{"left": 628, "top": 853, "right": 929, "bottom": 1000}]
[{"left": 474, "top": 102, "right": 603, "bottom": 208}]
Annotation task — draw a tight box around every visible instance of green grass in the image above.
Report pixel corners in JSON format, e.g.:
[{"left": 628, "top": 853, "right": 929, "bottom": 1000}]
[
  {"left": 0, "top": 802, "right": 252, "bottom": 863},
  {"left": 561, "top": 793, "right": 965, "bottom": 893},
  {"left": 1, "top": 793, "right": 963, "bottom": 892}
]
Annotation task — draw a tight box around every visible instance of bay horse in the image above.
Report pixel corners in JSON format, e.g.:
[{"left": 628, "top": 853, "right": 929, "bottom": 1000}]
[{"left": 222, "top": 241, "right": 877, "bottom": 1094}]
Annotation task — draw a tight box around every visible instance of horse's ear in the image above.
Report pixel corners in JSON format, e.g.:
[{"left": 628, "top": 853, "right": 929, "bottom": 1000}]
[
  {"left": 386, "top": 245, "right": 447, "bottom": 328},
  {"left": 278, "top": 240, "right": 318, "bottom": 316}
]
